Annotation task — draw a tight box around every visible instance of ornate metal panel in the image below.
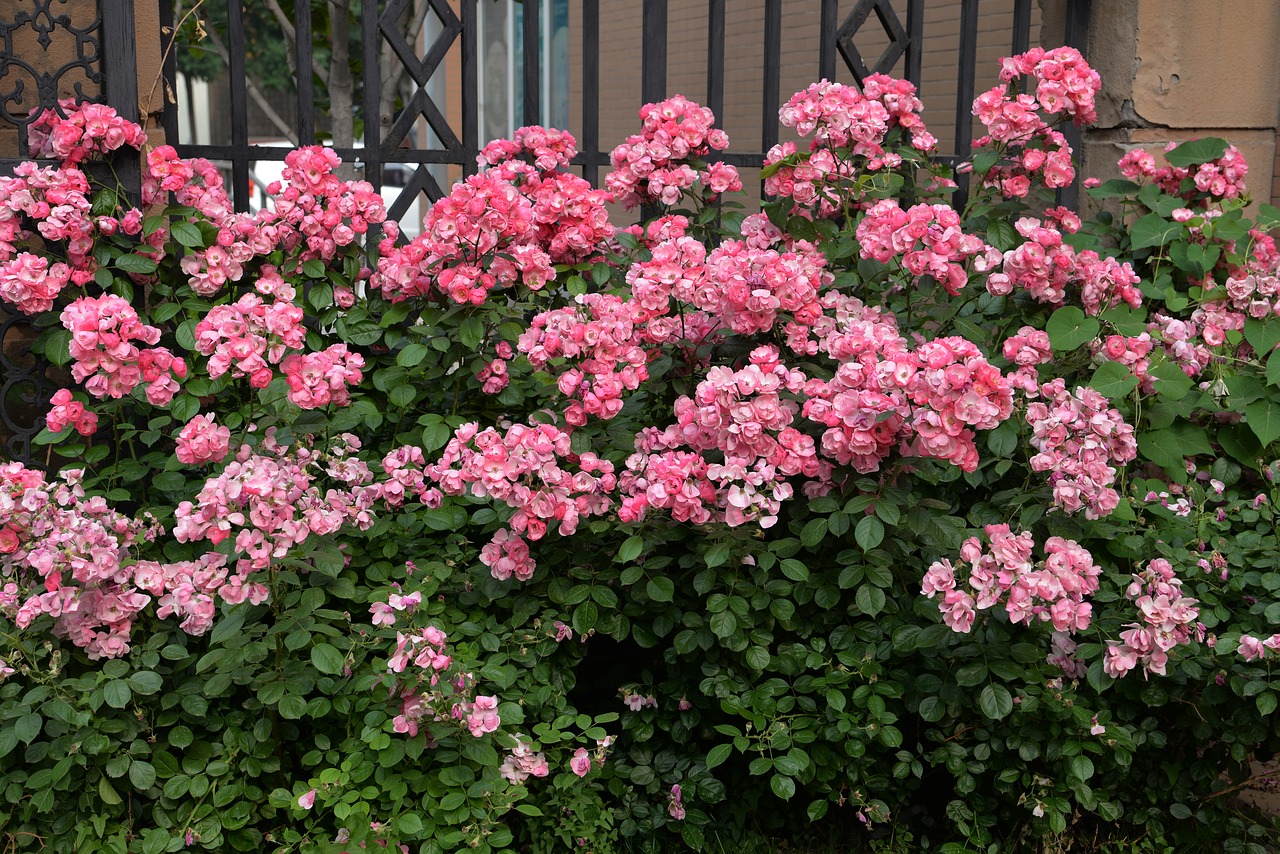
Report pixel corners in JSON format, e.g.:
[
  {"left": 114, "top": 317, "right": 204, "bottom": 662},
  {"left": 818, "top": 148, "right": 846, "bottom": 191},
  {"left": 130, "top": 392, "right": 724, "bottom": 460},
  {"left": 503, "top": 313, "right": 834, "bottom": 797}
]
[{"left": 0, "top": 0, "right": 103, "bottom": 161}]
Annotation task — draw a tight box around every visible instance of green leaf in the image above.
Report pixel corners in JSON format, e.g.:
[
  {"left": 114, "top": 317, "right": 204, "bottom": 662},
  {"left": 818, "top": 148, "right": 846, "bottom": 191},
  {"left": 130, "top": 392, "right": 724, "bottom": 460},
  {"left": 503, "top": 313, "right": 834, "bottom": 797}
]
[
  {"left": 770, "top": 774, "right": 796, "bottom": 801},
  {"left": 397, "top": 813, "right": 424, "bottom": 835},
  {"left": 704, "top": 543, "right": 730, "bottom": 568},
  {"left": 103, "top": 680, "right": 132, "bottom": 709},
  {"left": 15, "top": 714, "right": 41, "bottom": 744},
  {"left": 617, "top": 535, "right": 644, "bottom": 563},
  {"left": 1247, "top": 398, "right": 1280, "bottom": 446},
  {"left": 310, "top": 643, "right": 345, "bottom": 675},
  {"left": 985, "top": 219, "right": 1018, "bottom": 251},
  {"left": 1257, "top": 691, "right": 1278, "bottom": 716},
  {"left": 1090, "top": 360, "right": 1138, "bottom": 400},
  {"left": 389, "top": 385, "right": 417, "bottom": 408},
  {"left": 114, "top": 253, "right": 158, "bottom": 274},
  {"left": 458, "top": 316, "right": 484, "bottom": 350},
  {"left": 1087, "top": 178, "right": 1141, "bottom": 198},
  {"left": 128, "top": 671, "right": 163, "bottom": 695},
  {"left": 1164, "top": 137, "right": 1228, "bottom": 168},
  {"left": 1150, "top": 361, "right": 1193, "bottom": 399},
  {"left": 278, "top": 694, "right": 308, "bottom": 719},
  {"left": 396, "top": 343, "right": 430, "bottom": 367},
  {"left": 799, "top": 517, "right": 828, "bottom": 547},
  {"left": 1245, "top": 316, "right": 1280, "bottom": 356},
  {"left": 978, "top": 684, "right": 1014, "bottom": 720},
  {"left": 1138, "top": 422, "right": 1212, "bottom": 476},
  {"left": 1128, "top": 213, "right": 1184, "bottom": 250},
  {"left": 855, "top": 516, "right": 884, "bottom": 551},
  {"left": 302, "top": 259, "right": 326, "bottom": 278},
  {"left": 856, "top": 585, "right": 886, "bottom": 617},
  {"left": 706, "top": 744, "right": 733, "bottom": 769},
  {"left": 129, "top": 760, "right": 157, "bottom": 790},
  {"left": 1046, "top": 306, "right": 1100, "bottom": 351},
  {"left": 646, "top": 577, "right": 675, "bottom": 602},
  {"left": 170, "top": 221, "right": 205, "bottom": 248},
  {"left": 780, "top": 559, "right": 809, "bottom": 581}
]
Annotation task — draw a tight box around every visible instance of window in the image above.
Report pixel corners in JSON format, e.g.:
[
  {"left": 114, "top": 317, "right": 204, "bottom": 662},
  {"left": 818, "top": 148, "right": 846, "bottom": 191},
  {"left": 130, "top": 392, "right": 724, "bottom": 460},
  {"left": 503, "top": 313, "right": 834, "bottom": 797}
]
[{"left": 476, "top": 0, "right": 570, "bottom": 142}]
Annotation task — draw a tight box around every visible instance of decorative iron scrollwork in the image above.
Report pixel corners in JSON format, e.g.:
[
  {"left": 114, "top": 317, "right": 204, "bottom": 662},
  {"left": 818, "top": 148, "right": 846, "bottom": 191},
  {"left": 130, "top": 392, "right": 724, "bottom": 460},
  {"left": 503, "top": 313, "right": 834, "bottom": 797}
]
[
  {"left": 0, "top": 0, "right": 103, "bottom": 155},
  {"left": 836, "top": 0, "right": 910, "bottom": 85}
]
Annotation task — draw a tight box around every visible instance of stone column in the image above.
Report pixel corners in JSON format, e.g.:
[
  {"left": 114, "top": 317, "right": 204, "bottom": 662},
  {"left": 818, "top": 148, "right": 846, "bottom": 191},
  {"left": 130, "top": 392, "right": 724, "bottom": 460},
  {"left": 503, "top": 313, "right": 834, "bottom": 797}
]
[{"left": 1072, "top": 0, "right": 1280, "bottom": 206}]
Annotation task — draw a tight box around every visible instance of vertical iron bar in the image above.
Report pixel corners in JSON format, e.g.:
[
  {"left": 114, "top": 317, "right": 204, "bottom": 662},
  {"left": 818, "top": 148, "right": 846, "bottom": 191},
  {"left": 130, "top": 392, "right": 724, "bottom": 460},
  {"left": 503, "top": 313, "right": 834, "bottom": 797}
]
[
  {"left": 227, "top": 0, "right": 250, "bottom": 212},
  {"left": 160, "top": 0, "right": 179, "bottom": 144},
  {"left": 707, "top": 0, "right": 725, "bottom": 120},
  {"left": 100, "top": 0, "right": 141, "bottom": 200},
  {"left": 642, "top": 0, "right": 667, "bottom": 104},
  {"left": 952, "top": 0, "right": 979, "bottom": 210},
  {"left": 761, "top": 0, "right": 781, "bottom": 156},
  {"left": 1012, "top": 0, "right": 1032, "bottom": 55},
  {"left": 906, "top": 0, "right": 924, "bottom": 89},
  {"left": 523, "top": 0, "right": 541, "bottom": 125},
  {"left": 818, "top": 0, "right": 837, "bottom": 81},
  {"left": 296, "top": 0, "right": 315, "bottom": 145},
  {"left": 462, "top": 0, "right": 479, "bottom": 175},
  {"left": 582, "top": 0, "right": 600, "bottom": 187},
  {"left": 1059, "top": 0, "right": 1092, "bottom": 210},
  {"left": 363, "top": 0, "right": 381, "bottom": 194}
]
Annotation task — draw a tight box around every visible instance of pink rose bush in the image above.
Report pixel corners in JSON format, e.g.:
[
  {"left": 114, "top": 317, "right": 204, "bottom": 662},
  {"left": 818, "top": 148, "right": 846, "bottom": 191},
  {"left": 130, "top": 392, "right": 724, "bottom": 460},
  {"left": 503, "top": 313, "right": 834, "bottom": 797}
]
[{"left": 5, "top": 52, "right": 1280, "bottom": 853}]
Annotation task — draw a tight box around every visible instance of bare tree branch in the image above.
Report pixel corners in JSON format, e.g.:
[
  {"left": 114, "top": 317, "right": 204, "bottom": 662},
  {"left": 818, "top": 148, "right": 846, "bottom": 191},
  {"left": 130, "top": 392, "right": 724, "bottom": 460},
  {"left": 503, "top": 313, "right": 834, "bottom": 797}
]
[
  {"left": 200, "top": 17, "right": 299, "bottom": 145},
  {"left": 263, "top": 0, "right": 330, "bottom": 87},
  {"left": 380, "top": 0, "right": 434, "bottom": 143},
  {"left": 326, "top": 0, "right": 358, "bottom": 179}
]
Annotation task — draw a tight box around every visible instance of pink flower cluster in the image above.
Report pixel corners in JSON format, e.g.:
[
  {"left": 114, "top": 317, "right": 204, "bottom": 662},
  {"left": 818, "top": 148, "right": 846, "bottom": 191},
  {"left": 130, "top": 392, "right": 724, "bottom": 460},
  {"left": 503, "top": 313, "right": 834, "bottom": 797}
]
[
  {"left": 622, "top": 346, "right": 824, "bottom": 527},
  {"left": 426, "top": 421, "right": 616, "bottom": 580},
  {"left": 1145, "top": 313, "right": 1213, "bottom": 379},
  {"left": 500, "top": 735, "right": 551, "bottom": 784},
  {"left": 1026, "top": 379, "right": 1137, "bottom": 518},
  {"left": 997, "top": 46, "right": 1102, "bottom": 125},
  {"left": 798, "top": 295, "right": 912, "bottom": 473},
  {"left": 986, "top": 216, "right": 1141, "bottom": 313},
  {"left": 1237, "top": 633, "right": 1280, "bottom": 661},
  {"left": 922, "top": 525, "right": 1099, "bottom": 634},
  {"left": 27, "top": 100, "right": 147, "bottom": 165},
  {"left": 779, "top": 77, "right": 930, "bottom": 155},
  {"left": 898, "top": 337, "right": 1015, "bottom": 473},
  {"left": 1118, "top": 142, "right": 1248, "bottom": 202},
  {"left": 280, "top": 343, "right": 365, "bottom": 409},
  {"left": 1096, "top": 333, "right": 1155, "bottom": 391},
  {"left": 518, "top": 293, "right": 649, "bottom": 423},
  {"left": 857, "top": 200, "right": 999, "bottom": 296},
  {"left": 767, "top": 76, "right": 933, "bottom": 215},
  {"left": 61, "top": 294, "right": 187, "bottom": 404},
  {"left": 479, "top": 125, "right": 577, "bottom": 172},
  {"left": 1104, "top": 558, "right": 1203, "bottom": 678},
  {"left": 193, "top": 293, "right": 306, "bottom": 387},
  {"left": 174, "top": 433, "right": 380, "bottom": 570},
  {"left": 1001, "top": 325, "right": 1053, "bottom": 394},
  {"left": 1, "top": 464, "right": 156, "bottom": 659},
  {"left": 970, "top": 48, "right": 1098, "bottom": 198},
  {"left": 702, "top": 238, "right": 830, "bottom": 334},
  {"left": 0, "top": 161, "right": 95, "bottom": 312},
  {"left": 45, "top": 389, "right": 97, "bottom": 436},
  {"left": 372, "top": 171, "right": 545, "bottom": 303},
  {"left": 606, "top": 95, "right": 731, "bottom": 209},
  {"left": 175, "top": 414, "right": 232, "bottom": 465}
]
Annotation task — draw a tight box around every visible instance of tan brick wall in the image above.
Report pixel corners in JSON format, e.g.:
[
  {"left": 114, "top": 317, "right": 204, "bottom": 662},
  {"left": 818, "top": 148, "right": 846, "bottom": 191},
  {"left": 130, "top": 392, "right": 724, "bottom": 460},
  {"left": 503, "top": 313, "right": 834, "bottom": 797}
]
[{"left": 1080, "top": 0, "right": 1280, "bottom": 207}]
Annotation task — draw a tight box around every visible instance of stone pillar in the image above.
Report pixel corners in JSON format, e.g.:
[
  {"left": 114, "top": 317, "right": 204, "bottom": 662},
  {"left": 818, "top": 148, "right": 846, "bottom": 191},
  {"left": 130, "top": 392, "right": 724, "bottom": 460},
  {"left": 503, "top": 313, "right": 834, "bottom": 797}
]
[{"left": 1076, "top": 0, "right": 1280, "bottom": 206}]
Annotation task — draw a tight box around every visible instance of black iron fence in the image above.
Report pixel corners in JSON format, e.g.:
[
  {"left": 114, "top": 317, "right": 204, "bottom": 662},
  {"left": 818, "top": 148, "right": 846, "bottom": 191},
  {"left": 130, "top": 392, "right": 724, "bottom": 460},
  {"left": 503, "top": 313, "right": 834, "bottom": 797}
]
[{"left": 0, "top": 0, "right": 1088, "bottom": 464}]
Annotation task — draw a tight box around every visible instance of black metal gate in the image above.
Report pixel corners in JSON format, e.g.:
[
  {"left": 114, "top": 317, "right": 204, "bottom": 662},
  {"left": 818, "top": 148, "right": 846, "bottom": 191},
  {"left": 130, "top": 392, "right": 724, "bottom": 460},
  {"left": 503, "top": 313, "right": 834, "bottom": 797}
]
[{"left": 0, "top": 0, "right": 1088, "bottom": 464}]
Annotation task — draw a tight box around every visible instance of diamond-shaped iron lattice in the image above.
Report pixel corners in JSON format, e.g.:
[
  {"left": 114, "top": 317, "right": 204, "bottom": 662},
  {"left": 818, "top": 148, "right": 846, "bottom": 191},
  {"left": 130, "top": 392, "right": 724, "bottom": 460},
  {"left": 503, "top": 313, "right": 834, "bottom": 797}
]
[
  {"left": 379, "top": 0, "right": 463, "bottom": 151},
  {"left": 836, "top": 0, "right": 909, "bottom": 85}
]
